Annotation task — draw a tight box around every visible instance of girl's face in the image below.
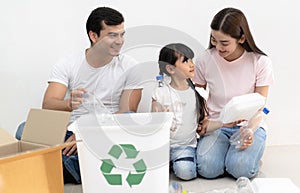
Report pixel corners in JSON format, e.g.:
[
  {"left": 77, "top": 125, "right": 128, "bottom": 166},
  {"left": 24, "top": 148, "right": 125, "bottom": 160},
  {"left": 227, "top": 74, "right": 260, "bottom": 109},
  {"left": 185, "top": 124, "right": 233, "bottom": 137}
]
[
  {"left": 173, "top": 55, "right": 195, "bottom": 79},
  {"left": 210, "top": 30, "right": 245, "bottom": 61}
]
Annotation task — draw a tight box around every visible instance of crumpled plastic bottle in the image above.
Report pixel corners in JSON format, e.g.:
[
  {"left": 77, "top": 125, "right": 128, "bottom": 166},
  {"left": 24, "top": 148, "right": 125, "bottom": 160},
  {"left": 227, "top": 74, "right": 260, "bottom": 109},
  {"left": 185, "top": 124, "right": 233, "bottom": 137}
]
[
  {"left": 169, "top": 177, "right": 255, "bottom": 193},
  {"left": 230, "top": 107, "right": 269, "bottom": 148},
  {"left": 82, "top": 91, "right": 113, "bottom": 124},
  {"left": 236, "top": 177, "right": 254, "bottom": 193}
]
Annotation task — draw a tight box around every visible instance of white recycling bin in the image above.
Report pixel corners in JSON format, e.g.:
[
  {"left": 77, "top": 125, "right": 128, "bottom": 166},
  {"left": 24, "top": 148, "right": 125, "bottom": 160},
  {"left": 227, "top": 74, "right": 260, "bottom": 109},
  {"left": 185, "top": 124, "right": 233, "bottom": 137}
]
[{"left": 74, "top": 112, "right": 173, "bottom": 193}]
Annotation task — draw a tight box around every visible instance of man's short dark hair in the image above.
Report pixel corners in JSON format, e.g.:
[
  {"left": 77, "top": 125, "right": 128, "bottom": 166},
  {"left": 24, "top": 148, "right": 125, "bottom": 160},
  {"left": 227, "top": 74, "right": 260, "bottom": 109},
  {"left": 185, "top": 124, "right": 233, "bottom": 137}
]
[{"left": 86, "top": 7, "right": 124, "bottom": 44}]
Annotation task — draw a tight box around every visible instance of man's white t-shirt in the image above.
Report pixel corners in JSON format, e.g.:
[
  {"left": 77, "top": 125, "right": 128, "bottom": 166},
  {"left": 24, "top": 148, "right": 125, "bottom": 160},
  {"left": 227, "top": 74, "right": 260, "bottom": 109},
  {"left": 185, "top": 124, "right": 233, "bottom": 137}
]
[
  {"left": 152, "top": 84, "right": 198, "bottom": 147},
  {"left": 49, "top": 51, "right": 143, "bottom": 122}
]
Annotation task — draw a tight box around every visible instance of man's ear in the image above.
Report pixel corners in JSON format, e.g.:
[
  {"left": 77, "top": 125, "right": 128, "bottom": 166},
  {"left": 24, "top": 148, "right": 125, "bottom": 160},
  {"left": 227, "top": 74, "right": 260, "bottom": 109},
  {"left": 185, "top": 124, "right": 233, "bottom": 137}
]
[
  {"left": 166, "top": 64, "right": 175, "bottom": 74},
  {"left": 238, "top": 34, "right": 246, "bottom": 44},
  {"left": 88, "top": 31, "right": 98, "bottom": 44}
]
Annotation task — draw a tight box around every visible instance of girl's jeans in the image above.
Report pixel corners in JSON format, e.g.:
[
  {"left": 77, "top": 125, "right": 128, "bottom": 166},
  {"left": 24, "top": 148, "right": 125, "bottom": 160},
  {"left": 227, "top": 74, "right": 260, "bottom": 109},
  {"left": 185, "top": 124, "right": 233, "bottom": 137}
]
[
  {"left": 196, "top": 126, "right": 266, "bottom": 179},
  {"left": 170, "top": 145, "right": 197, "bottom": 180}
]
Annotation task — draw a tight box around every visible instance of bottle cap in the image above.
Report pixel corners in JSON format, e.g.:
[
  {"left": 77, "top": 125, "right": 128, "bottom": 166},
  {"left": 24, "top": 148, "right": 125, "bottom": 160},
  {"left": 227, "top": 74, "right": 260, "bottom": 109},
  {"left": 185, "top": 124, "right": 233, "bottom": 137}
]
[
  {"left": 156, "top": 75, "right": 163, "bottom": 81},
  {"left": 262, "top": 107, "right": 270, "bottom": 114}
]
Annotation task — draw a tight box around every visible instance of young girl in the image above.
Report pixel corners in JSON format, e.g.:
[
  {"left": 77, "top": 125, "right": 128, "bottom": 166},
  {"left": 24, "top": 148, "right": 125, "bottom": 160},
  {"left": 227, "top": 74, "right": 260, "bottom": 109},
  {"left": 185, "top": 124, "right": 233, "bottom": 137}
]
[
  {"left": 151, "top": 43, "right": 207, "bottom": 180},
  {"left": 193, "top": 7, "right": 274, "bottom": 179}
]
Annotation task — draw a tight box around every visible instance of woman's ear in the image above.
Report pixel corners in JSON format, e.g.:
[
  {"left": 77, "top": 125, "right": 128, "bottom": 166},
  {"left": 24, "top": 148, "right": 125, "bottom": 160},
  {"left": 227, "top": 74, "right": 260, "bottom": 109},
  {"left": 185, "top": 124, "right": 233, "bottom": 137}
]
[
  {"left": 166, "top": 65, "right": 175, "bottom": 74},
  {"left": 238, "top": 34, "right": 246, "bottom": 44}
]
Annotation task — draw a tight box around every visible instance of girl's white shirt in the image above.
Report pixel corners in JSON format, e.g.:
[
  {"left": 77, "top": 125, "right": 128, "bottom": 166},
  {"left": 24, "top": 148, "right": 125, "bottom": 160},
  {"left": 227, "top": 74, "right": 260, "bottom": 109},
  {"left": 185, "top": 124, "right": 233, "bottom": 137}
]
[{"left": 152, "top": 83, "right": 198, "bottom": 147}]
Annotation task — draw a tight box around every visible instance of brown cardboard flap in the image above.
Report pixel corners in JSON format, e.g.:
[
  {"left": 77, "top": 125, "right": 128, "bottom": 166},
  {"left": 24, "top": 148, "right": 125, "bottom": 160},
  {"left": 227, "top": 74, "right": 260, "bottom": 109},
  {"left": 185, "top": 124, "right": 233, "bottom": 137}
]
[
  {"left": 0, "top": 142, "right": 75, "bottom": 164},
  {"left": 22, "top": 108, "right": 71, "bottom": 146},
  {"left": 0, "top": 128, "right": 17, "bottom": 146},
  {"left": 0, "top": 141, "right": 46, "bottom": 158},
  {"left": 0, "top": 142, "right": 18, "bottom": 157}
]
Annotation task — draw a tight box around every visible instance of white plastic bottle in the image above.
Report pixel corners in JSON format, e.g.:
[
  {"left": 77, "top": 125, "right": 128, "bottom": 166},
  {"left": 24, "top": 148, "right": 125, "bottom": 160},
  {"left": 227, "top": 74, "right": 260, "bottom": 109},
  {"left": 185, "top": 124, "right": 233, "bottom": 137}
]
[{"left": 230, "top": 107, "right": 270, "bottom": 148}]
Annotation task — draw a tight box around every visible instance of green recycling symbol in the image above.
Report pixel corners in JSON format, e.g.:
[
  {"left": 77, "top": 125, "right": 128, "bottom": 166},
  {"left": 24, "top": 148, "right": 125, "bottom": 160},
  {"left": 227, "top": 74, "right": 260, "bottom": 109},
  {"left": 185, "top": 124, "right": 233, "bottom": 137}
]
[{"left": 100, "top": 144, "right": 147, "bottom": 187}]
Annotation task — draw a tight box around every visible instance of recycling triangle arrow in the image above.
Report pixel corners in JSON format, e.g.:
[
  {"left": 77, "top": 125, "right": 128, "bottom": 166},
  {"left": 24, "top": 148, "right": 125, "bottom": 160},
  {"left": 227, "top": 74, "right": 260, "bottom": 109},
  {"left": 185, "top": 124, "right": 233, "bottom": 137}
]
[
  {"left": 103, "top": 173, "right": 122, "bottom": 185},
  {"left": 120, "top": 144, "right": 139, "bottom": 158},
  {"left": 100, "top": 159, "right": 115, "bottom": 173},
  {"left": 126, "top": 172, "right": 146, "bottom": 187}
]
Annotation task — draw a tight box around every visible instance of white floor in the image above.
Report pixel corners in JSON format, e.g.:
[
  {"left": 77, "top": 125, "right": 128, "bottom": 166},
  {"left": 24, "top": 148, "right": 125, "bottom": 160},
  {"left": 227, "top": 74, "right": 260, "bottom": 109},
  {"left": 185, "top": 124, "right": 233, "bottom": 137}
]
[{"left": 64, "top": 144, "right": 300, "bottom": 193}]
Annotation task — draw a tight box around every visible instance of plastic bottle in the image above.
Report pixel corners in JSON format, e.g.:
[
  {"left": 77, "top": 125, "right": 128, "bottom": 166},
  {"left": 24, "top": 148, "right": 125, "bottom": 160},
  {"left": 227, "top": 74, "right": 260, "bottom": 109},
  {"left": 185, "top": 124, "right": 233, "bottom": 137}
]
[
  {"left": 230, "top": 107, "right": 270, "bottom": 148},
  {"left": 81, "top": 91, "right": 95, "bottom": 114},
  {"left": 156, "top": 75, "right": 164, "bottom": 87},
  {"left": 82, "top": 91, "right": 113, "bottom": 124},
  {"left": 169, "top": 181, "right": 197, "bottom": 193},
  {"left": 154, "top": 75, "right": 171, "bottom": 112},
  {"left": 169, "top": 181, "right": 182, "bottom": 193},
  {"left": 236, "top": 177, "right": 254, "bottom": 193}
]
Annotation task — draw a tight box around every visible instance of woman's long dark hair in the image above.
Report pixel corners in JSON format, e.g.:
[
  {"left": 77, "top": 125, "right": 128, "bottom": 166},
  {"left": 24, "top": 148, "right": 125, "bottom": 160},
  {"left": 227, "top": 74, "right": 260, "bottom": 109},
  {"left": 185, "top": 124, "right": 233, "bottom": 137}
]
[
  {"left": 209, "top": 7, "right": 266, "bottom": 56},
  {"left": 158, "top": 43, "right": 208, "bottom": 123}
]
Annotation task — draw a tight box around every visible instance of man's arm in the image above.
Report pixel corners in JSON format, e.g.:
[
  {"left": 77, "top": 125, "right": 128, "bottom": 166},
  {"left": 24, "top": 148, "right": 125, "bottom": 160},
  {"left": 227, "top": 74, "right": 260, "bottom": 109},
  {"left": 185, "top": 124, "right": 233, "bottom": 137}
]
[
  {"left": 42, "top": 82, "right": 72, "bottom": 111},
  {"left": 117, "top": 89, "right": 142, "bottom": 113}
]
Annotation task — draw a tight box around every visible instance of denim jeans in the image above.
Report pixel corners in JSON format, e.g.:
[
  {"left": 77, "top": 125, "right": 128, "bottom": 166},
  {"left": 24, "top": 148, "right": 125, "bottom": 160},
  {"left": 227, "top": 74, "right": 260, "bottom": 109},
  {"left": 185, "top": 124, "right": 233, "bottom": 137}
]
[
  {"left": 196, "top": 126, "right": 266, "bottom": 179},
  {"left": 62, "top": 130, "right": 81, "bottom": 183},
  {"left": 15, "top": 121, "right": 81, "bottom": 183},
  {"left": 170, "top": 146, "right": 197, "bottom": 180}
]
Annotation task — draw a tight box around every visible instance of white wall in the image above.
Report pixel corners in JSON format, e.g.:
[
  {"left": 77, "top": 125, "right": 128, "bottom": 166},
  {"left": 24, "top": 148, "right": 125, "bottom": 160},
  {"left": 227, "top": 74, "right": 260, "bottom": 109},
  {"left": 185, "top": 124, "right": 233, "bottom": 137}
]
[{"left": 0, "top": 0, "right": 299, "bottom": 146}]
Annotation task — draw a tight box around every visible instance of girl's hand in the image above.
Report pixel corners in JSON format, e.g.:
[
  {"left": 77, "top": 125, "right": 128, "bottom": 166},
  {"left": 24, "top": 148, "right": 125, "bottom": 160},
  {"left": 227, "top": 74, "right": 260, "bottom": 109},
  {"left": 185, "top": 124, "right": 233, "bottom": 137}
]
[
  {"left": 152, "top": 101, "right": 164, "bottom": 112},
  {"left": 197, "top": 117, "right": 209, "bottom": 136},
  {"left": 152, "top": 101, "right": 170, "bottom": 112},
  {"left": 223, "top": 119, "right": 245, "bottom": 128}
]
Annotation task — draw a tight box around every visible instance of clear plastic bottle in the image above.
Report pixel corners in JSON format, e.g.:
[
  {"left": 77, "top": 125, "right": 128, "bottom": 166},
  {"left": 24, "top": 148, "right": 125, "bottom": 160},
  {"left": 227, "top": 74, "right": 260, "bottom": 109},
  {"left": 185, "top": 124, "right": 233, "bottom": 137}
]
[
  {"left": 80, "top": 91, "right": 95, "bottom": 114},
  {"left": 236, "top": 177, "right": 254, "bottom": 193},
  {"left": 156, "top": 74, "right": 164, "bottom": 87},
  {"left": 169, "top": 181, "right": 182, "bottom": 193},
  {"left": 153, "top": 75, "right": 171, "bottom": 112},
  {"left": 230, "top": 107, "right": 270, "bottom": 148},
  {"left": 169, "top": 181, "right": 197, "bottom": 193},
  {"left": 82, "top": 91, "right": 113, "bottom": 124}
]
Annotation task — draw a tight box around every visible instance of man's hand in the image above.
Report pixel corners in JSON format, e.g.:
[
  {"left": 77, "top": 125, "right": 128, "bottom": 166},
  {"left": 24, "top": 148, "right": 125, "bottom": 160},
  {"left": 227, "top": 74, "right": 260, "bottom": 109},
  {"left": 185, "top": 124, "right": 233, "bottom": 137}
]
[
  {"left": 70, "top": 88, "right": 87, "bottom": 110},
  {"left": 63, "top": 134, "right": 77, "bottom": 156}
]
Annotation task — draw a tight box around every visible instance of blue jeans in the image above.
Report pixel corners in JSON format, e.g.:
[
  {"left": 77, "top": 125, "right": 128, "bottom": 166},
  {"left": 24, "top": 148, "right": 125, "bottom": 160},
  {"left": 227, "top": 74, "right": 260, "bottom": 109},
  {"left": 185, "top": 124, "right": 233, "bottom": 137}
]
[
  {"left": 196, "top": 126, "right": 266, "bottom": 179},
  {"left": 15, "top": 121, "right": 81, "bottom": 184},
  {"left": 170, "top": 146, "right": 197, "bottom": 180}
]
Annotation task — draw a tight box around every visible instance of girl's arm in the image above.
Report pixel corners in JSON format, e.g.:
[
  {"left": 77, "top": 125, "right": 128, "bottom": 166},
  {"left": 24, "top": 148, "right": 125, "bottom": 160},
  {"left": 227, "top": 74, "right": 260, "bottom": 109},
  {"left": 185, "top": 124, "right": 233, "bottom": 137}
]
[
  {"left": 197, "top": 119, "right": 243, "bottom": 136},
  {"left": 151, "top": 99, "right": 164, "bottom": 112}
]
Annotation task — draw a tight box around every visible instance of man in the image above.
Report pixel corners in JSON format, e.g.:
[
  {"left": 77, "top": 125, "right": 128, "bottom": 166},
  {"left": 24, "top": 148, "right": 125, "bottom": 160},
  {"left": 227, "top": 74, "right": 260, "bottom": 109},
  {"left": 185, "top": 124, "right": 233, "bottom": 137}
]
[{"left": 17, "top": 7, "right": 142, "bottom": 184}]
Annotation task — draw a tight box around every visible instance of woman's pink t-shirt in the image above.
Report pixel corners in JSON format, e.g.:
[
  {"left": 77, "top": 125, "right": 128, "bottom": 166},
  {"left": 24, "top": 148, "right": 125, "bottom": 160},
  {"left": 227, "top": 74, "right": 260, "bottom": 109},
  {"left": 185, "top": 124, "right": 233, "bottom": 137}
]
[{"left": 193, "top": 48, "right": 274, "bottom": 120}]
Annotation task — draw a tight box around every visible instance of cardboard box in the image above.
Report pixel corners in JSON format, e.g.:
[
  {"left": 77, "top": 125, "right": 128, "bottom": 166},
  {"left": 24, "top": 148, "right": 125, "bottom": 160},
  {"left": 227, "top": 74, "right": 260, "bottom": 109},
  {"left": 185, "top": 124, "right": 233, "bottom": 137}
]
[
  {"left": 0, "top": 108, "right": 71, "bottom": 193},
  {"left": 73, "top": 112, "right": 173, "bottom": 193}
]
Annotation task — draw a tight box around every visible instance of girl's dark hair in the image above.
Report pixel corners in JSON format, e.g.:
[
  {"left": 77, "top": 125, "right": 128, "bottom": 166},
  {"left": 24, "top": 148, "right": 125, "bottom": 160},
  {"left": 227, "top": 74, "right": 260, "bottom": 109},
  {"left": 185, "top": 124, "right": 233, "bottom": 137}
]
[
  {"left": 86, "top": 7, "right": 124, "bottom": 45},
  {"left": 158, "top": 43, "right": 208, "bottom": 123},
  {"left": 209, "top": 7, "right": 266, "bottom": 56}
]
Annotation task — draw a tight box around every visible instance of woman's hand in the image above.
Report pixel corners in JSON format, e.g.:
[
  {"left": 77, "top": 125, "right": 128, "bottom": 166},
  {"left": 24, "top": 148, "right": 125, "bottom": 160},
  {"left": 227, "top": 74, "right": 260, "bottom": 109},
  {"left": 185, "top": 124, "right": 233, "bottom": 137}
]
[{"left": 239, "top": 127, "right": 254, "bottom": 150}]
